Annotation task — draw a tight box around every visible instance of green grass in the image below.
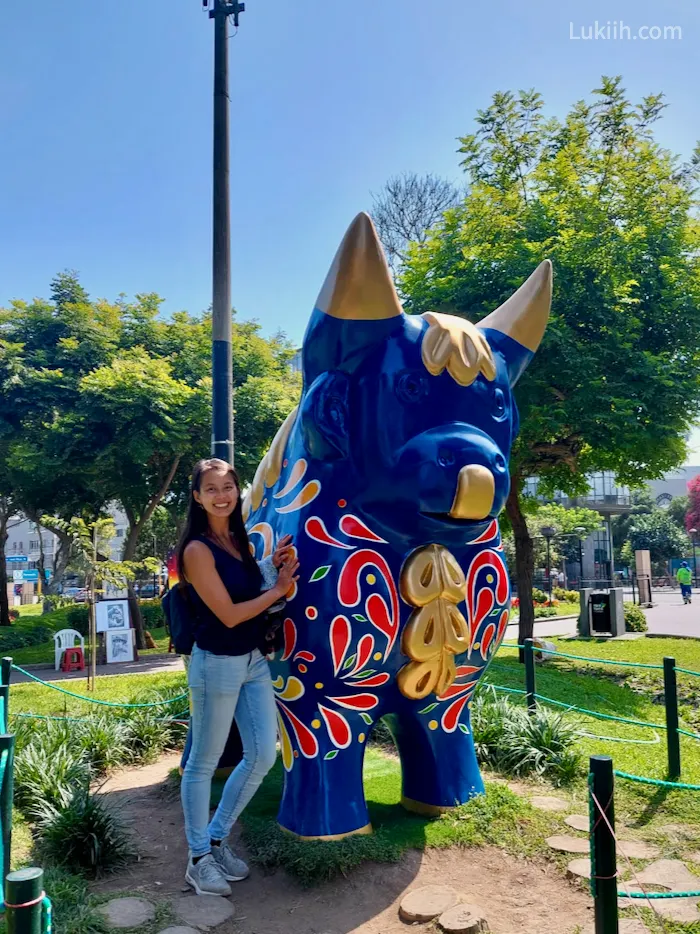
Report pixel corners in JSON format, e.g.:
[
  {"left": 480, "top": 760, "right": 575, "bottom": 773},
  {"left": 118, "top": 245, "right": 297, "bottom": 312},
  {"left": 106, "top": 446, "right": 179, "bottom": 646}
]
[
  {"left": 15, "top": 604, "right": 43, "bottom": 617},
  {"left": 512, "top": 601, "right": 580, "bottom": 619},
  {"left": 8, "top": 671, "right": 187, "bottom": 717}
]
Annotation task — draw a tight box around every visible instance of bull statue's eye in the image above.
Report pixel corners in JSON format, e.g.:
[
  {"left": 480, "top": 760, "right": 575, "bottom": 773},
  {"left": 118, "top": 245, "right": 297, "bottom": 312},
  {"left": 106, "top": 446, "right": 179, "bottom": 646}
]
[
  {"left": 492, "top": 388, "right": 507, "bottom": 421},
  {"left": 396, "top": 370, "right": 428, "bottom": 404}
]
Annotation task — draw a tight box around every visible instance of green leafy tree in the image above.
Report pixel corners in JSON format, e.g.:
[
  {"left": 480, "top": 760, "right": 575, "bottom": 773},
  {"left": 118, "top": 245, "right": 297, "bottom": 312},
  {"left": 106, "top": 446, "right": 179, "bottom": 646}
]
[
  {"left": 628, "top": 511, "right": 689, "bottom": 566},
  {"left": 399, "top": 77, "right": 700, "bottom": 646},
  {"left": 667, "top": 495, "right": 690, "bottom": 531}
]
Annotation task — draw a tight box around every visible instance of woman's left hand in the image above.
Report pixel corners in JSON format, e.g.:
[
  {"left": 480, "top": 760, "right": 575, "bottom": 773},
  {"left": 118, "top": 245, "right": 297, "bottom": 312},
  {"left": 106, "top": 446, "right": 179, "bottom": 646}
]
[{"left": 272, "top": 534, "right": 294, "bottom": 569}]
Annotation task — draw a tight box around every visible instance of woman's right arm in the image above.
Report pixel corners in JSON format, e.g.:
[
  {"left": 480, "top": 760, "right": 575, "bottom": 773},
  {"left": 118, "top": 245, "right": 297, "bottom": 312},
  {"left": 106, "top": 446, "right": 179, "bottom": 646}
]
[{"left": 183, "top": 541, "right": 295, "bottom": 629}]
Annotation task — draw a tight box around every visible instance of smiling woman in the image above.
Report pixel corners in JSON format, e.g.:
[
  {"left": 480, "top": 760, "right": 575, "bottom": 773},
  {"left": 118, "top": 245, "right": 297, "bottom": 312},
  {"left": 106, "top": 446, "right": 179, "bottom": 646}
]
[{"left": 174, "top": 457, "right": 299, "bottom": 897}]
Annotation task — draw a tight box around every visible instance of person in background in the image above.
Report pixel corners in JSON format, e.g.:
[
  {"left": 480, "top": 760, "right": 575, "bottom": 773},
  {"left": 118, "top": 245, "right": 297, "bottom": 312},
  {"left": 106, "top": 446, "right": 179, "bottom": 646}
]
[{"left": 677, "top": 561, "right": 693, "bottom": 605}]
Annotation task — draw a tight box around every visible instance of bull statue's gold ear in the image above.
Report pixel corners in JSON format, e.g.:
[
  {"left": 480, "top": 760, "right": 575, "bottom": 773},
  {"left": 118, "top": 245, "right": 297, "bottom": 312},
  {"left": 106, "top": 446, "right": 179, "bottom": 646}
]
[
  {"left": 477, "top": 260, "right": 552, "bottom": 353},
  {"left": 314, "top": 212, "right": 403, "bottom": 321}
]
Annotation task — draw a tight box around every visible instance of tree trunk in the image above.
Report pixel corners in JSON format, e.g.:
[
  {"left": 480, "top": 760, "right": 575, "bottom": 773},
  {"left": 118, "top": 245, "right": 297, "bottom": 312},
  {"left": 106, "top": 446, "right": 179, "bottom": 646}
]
[
  {"left": 506, "top": 480, "right": 535, "bottom": 659},
  {"left": 50, "top": 531, "right": 72, "bottom": 593},
  {"left": 122, "top": 455, "right": 181, "bottom": 651},
  {"left": 0, "top": 504, "right": 10, "bottom": 627}
]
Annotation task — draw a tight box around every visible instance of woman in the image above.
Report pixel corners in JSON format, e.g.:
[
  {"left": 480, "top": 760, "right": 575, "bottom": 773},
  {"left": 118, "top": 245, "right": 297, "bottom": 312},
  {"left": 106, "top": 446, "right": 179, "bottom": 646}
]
[{"left": 178, "top": 458, "right": 298, "bottom": 897}]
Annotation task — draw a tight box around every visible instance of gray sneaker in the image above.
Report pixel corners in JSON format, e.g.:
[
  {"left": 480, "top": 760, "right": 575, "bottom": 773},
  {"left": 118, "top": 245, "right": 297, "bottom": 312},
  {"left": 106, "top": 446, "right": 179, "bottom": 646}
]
[
  {"left": 211, "top": 841, "right": 250, "bottom": 882},
  {"left": 185, "top": 853, "right": 232, "bottom": 897}
]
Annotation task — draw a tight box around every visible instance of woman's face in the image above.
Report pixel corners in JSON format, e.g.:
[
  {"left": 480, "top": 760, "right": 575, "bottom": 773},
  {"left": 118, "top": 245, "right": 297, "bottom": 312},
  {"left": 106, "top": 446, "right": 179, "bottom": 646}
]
[{"left": 193, "top": 467, "right": 239, "bottom": 520}]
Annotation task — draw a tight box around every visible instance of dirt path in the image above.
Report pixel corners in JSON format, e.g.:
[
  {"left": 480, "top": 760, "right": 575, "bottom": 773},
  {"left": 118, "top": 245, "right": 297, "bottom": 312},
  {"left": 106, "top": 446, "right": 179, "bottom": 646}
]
[{"left": 96, "top": 756, "right": 593, "bottom": 934}]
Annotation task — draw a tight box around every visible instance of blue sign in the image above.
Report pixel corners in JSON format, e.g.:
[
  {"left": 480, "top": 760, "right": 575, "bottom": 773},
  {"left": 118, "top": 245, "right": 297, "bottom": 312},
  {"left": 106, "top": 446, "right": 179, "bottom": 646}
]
[
  {"left": 45, "top": 569, "right": 53, "bottom": 580},
  {"left": 7, "top": 556, "right": 27, "bottom": 563},
  {"left": 22, "top": 570, "right": 39, "bottom": 582}
]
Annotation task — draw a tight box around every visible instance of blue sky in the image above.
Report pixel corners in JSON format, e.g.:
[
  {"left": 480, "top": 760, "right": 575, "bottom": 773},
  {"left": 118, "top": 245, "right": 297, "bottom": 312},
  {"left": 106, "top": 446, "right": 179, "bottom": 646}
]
[{"left": 1, "top": 0, "right": 699, "bottom": 456}]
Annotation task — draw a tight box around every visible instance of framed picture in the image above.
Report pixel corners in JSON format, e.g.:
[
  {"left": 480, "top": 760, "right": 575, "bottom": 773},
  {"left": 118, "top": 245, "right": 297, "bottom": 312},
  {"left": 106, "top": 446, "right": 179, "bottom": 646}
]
[
  {"left": 106, "top": 629, "right": 135, "bottom": 664},
  {"left": 96, "top": 599, "right": 130, "bottom": 633}
]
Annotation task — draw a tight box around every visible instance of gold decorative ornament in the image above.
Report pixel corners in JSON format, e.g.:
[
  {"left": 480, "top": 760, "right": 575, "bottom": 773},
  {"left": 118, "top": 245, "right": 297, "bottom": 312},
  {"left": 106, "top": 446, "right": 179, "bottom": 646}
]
[
  {"left": 315, "top": 212, "right": 403, "bottom": 321},
  {"left": 477, "top": 259, "right": 552, "bottom": 353},
  {"left": 397, "top": 544, "right": 470, "bottom": 700},
  {"left": 421, "top": 312, "right": 496, "bottom": 386},
  {"left": 449, "top": 464, "right": 495, "bottom": 521},
  {"left": 280, "top": 822, "right": 373, "bottom": 842}
]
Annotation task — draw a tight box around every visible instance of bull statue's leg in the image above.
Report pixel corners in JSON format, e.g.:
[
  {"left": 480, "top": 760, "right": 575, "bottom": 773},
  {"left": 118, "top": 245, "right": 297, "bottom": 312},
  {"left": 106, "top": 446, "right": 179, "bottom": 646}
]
[
  {"left": 385, "top": 700, "right": 483, "bottom": 814},
  {"left": 276, "top": 709, "right": 373, "bottom": 839}
]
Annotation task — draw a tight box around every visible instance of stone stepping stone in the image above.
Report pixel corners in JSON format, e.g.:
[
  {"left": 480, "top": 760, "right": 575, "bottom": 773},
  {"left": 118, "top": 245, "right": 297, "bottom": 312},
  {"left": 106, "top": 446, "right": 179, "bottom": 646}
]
[
  {"left": 618, "top": 860, "right": 700, "bottom": 924},
  {"left": 399, "top": 885, "right": 459, "bottom": 923},
  {"left": 685, "top": 851, "right": 700, "bottom": 863},
  {"left": 565, "top": 814, "right": 589, "bottom": 832},
  {"left": 566, "top": 858, "right": 591, "bottom": 880},
  {"left": 438, "top": 903, "right": 489, "bottom": 933},
  {"left": 590, "top": 922, "right": 649, "bottom": 934},
  {"left": 546, "top": 834, "right": 590, "bottom": 854},
  {"left": 617, "top": 840, "right": 660, "bottom": 860},
  {"left": 159, "top": 929, "right": 200, "bottom": 934},
  {"left": 98, "top": 897, "right": 156, "bottom": 929},
  {"left": 173, "top": 896, "right": 234, "bottom": 930},
  {"left": 530, "top": 795, "right": 568, "bottom": 812}
]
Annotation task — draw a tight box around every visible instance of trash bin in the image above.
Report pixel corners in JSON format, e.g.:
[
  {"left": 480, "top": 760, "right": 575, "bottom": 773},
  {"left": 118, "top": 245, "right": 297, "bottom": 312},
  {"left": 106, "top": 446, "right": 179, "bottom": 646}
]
[{"left": 589, "top": 591, "right": 612, "bottom": 634}]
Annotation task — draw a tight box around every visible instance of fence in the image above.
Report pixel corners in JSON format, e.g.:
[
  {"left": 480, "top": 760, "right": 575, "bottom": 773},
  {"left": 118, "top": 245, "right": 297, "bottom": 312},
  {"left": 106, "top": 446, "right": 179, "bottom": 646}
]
[{"left": 500, "top": 639, "right": 700, "bottom": 933}]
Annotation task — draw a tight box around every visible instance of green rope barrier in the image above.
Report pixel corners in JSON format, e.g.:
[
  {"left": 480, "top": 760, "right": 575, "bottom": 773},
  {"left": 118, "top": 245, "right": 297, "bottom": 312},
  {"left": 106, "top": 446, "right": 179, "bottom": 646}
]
[
  {"left": 0, "top": 748, "right": 7, "bottom": 911},
  {"left": 533, "top": 693, "right": 667, "bottom": 731},
  {"left": 43, "top": 895, "right": 53, "bottom": 933},
  {"left": 482, "top": 683, "right": 527, "bottom": 696},
  {"left": 576, "top": 729, "right": 661, "bottom": 746},
  {"left": 500, "top": 643, "right": 525, "bottom": 649},
  {"left": 676, "top": 666, "right": 700, "bottom": 678},
  {"left": 615, "top": 769, "right": 700, "bottom": 791},
  {"left": 536, "top": 647, "right": 663, "bottom": 671},
  {"left": 11, "top": 665, "right": 188, "bottom": 708},
  {"left": 679, "top": 728, "right": 700, "bottom": 742},
  {"left": 618, "top": 889, "right": 700, "bottom": 899}
]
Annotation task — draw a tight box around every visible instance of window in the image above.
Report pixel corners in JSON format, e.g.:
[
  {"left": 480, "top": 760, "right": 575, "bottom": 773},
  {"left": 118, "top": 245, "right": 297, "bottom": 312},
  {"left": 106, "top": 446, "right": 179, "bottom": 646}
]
[
  {"left": 116, "top": 529, "right": 124, "bottom": 538},
  {"left": 30, "top": 540, "right": 40, "bottom": 551}
]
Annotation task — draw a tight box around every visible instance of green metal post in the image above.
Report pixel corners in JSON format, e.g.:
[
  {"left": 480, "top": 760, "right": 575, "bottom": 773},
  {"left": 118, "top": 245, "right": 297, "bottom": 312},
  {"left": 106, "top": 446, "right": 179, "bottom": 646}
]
[
  {"left": 0, "top": 685, "right": 8, "bottom": 732},
  {"left": 0, "top": 733, "right": 16, "bottom": 891},
  {"left": 664, "top": 656, "right": 681, "bottom": 780},
  {"left": 524, "top": 638, "right": 536, "bottom": 713},
  {"left": 590, "top": 755, "right": 618, "bottom": 934},
  {"left": 1, "top": 657, "right": 12, "bottom": 687},
  {"left": 5, "top": 867, "right": 45, "bottom": 934}
]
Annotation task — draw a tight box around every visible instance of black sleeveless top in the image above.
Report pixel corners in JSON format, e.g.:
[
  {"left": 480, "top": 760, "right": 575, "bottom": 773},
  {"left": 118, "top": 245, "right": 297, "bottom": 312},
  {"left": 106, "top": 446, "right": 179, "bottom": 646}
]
[{"left": 189, "top": 538, "right": 265, "bottom": 656}]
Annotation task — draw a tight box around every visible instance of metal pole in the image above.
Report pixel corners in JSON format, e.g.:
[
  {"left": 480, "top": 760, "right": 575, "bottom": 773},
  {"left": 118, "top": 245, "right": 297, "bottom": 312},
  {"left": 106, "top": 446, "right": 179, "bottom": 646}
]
[
  {"left": 590, "top": 755, "right": 618, "bottom": 934},
  {"left": 211, "top": 0, "right": 234, "bottom": 466},
  {"left": 0, "top": 733, "right": 16, "bottom": 890},
  {"left": 579, "top": 539, "right": 584, "bottom": 588},
  {"left": 664, "top": 656, "right": 681, "bottom": 780},
  {"left": 5, "top": 867, "right": 44, "bottom": 934},
  {"left": 693, "top": 538, "right": 698, "bottom": 590},
  {"left": 524, "top": 638, "right": 536, "bottom": 714},
  {"left": 90, "top": 526, "right": 97, "bottom": 691},
  {"left": 546, "top": 537, "right": 552, "bottom": 603},
  {"left": 1, "top": 657, "right": 11, "bottom": 687}
]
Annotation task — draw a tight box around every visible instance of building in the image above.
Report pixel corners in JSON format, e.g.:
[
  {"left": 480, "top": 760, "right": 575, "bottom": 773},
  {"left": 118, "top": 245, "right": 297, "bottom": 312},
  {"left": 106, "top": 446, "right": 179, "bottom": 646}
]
[
  {"left": 648, "top": 466, "right": 700, "bottom": 507},
  {"left": 289, "top": 348, "right": 302, "bottom": 375}
]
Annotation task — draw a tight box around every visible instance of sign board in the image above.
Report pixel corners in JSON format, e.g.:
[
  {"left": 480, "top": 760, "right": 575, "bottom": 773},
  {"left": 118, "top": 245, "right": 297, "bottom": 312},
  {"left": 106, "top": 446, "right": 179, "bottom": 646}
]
[
  {"left": 95, "top": 599, "right": 130, "bottom": 634},
  {"left": 22, "top": 570, "right": 39, "bottom": 582},
  {"left": 12, "top": 571, "right": 23, "bottom": 583},
  {"left": 7, "top": 556, "right": 27, "bottom": 563},
  {"left": 104, "top": 581, "right": 128, "bottom": 600},
  {"left": 106, "top": 629, "right": 135, "bottom": 664},
  {"left": 45, "top": 569, "right": 52, "bottom": 580}
]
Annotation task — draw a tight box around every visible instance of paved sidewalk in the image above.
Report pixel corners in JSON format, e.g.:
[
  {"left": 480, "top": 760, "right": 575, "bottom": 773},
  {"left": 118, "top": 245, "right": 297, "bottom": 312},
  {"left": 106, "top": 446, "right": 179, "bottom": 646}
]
[{"left": 11, "top": 652, "right": 185, "bottom": 685}]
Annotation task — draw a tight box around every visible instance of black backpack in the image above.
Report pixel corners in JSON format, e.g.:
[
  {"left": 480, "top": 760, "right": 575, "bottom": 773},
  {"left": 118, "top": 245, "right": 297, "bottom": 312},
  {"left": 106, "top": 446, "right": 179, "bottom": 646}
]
[{"left": 162, "top": 585, "right": 197, "bottom": 656}]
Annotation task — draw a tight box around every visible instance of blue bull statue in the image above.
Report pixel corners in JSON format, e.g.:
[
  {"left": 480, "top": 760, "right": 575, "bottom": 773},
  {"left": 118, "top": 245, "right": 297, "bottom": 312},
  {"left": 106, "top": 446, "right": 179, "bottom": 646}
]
[{"left": 232, "top": 213, "right": 550, "bottom": 839}]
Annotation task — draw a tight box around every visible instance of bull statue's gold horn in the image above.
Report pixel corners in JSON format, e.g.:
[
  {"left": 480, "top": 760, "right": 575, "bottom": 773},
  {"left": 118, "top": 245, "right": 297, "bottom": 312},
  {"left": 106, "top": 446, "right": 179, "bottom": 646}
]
[
  {"left": 477, "top": 260, "right": 552, "bottom": 353},
  {"left": 315, "top": 212, "right": 403, "bottom": 321}
]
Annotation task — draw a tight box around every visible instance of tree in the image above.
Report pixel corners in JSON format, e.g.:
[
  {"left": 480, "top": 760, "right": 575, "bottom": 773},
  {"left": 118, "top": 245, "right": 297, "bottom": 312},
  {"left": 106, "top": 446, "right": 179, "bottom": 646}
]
[
  {"left": 667, "top": 495, "right": 690, "bottom": 531},
  {"left": 371, "top": 173, "right": 461, "bottom": 276},
  {"left": 399, "top": 78, "right": 700, "bottom": 647},
  {"left": 628, "top": 511, "right": 689, "bottom": 567},
  {"left": 686, "top": 475, "right": 700, "bottom": 534}
]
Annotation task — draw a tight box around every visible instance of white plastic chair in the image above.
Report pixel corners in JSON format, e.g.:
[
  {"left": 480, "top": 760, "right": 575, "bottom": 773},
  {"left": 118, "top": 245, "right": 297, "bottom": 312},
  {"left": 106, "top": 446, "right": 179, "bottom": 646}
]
[{"left": 53, "top": 629, "right": 85, "bottom": 671}]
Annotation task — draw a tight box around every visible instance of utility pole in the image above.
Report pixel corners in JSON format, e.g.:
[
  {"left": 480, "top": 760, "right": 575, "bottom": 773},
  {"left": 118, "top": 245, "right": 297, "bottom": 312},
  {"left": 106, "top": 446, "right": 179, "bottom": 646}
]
[{"left": 207, "top": 0, "right": 244, "bottom": 466}]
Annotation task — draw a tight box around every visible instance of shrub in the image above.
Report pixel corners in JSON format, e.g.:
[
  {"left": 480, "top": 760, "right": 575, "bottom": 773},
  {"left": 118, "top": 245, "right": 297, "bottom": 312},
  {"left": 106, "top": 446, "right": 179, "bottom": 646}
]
[
  {"left": 511, "top": 597, "right": 520, "bottom": 610},
  {"left": 121, "top": 711, "right": 166, "bottom": 764},
  {"left": 14, "top": 738, "right": 90, "bottom": 820},
  {"left": 66, "top": 605, "right": 90, "bottom": 635},
  {"left": 0, "top": 624, "right": 52, "bottom": 652},
  {"left": 139, "top": 599, "right": 165, "bottom": 630},
  {"left": 37, "top": 790, "right": 134, "bottom": 876},
  {"left": 471, "top": 688, "right": 581, "bottom": 784},
  {"left": 532, "top": 588, "right": 548, "bottom": 605},
  {"left": 9, "top": 608, "right": 19, "bottom": 621},
  {"left": 624, "top": 602, "right": 648, "bottom": 633},
  {"left": 73, "top": 716, "right": 129, "bottom": 774},
  {"left": 534, "top": 606, "right": 558, "bottom": 618},
  {"left": 553, "top": 588, "right": 580, "bottom": 603}
]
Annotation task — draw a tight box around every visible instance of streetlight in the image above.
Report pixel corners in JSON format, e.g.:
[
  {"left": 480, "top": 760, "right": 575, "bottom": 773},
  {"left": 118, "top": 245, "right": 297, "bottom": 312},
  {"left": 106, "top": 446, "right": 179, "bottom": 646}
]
[
  {"left": 540, "top": 526, "right": 556, "bottom": 604},
  {"left": 152, "top": 533, "right": 158, "bottom": 598},
  {"left": 574, "top": 526, "right": 587, "bottom": 587},
  {"left": 691, "top": 529, "right": 698, "bottom": 589}
]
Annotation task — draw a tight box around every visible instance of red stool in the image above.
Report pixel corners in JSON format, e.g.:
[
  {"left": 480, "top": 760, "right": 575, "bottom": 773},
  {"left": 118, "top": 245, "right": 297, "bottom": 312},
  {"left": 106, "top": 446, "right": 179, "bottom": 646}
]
[{"left": 60, "top": 647, "right": 85, "bottom": 673}]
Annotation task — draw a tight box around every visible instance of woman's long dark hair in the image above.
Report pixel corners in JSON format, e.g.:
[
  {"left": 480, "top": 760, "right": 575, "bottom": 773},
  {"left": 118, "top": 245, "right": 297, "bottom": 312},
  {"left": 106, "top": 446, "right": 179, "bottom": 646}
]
[{"left": 176, "top": 459, "right": 260, "bottom": 586}]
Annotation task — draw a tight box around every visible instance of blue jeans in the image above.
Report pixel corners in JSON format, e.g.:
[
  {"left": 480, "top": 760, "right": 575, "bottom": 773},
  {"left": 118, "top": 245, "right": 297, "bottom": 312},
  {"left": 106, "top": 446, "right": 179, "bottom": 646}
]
[
  {"left": 681, "top": 583, "right": 692, "bottom": 599},
  {"left": 181, "top": 646, "right": 277, "bottom": 857}
]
